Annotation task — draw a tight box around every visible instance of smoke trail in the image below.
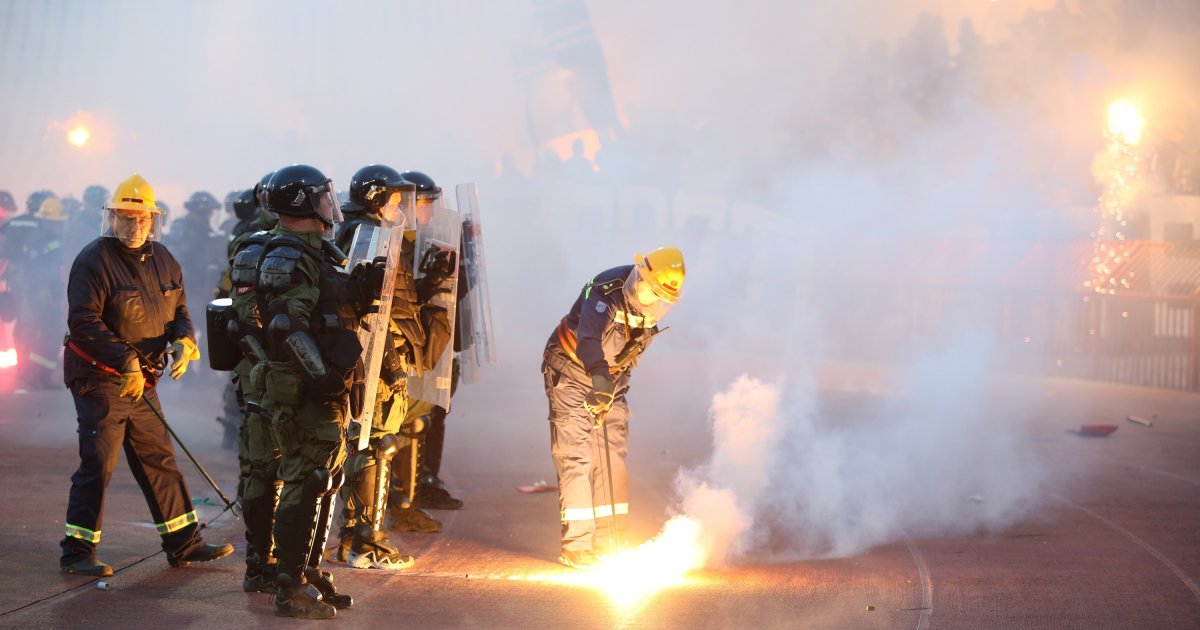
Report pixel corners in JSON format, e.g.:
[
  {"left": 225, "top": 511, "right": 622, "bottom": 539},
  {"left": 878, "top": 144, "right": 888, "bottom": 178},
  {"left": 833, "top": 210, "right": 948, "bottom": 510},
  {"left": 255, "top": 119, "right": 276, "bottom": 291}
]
[{"left": 675, "top": 336, "right": 1044, "bottom": 564}]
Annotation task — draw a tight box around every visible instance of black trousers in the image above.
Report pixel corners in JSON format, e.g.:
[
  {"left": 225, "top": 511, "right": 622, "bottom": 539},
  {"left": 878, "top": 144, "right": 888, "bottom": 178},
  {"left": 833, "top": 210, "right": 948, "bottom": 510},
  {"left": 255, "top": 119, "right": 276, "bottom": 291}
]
[{"left": 60, "top": 377, "right": 200, "bottom": 562}]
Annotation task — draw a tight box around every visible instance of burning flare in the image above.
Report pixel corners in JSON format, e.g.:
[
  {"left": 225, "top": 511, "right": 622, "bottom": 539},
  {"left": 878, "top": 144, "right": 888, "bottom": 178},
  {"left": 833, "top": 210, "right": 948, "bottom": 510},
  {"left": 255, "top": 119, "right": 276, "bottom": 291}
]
[{"left": 518, "top": 516, "right": 708, "bottom": 612}]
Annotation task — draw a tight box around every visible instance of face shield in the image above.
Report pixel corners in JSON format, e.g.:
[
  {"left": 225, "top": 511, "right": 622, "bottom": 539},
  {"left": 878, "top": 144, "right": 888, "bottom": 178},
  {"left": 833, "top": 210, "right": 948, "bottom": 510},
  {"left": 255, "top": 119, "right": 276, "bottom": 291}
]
[
  {"left": 312, "top": 181, "right": 342, "bottom": 240},
  {"left": 377, "top": 187, "right": 416, "bottom": 231},
  {"left": 621, "top": 267, "right": 676, "bottom": 327},
  {"left": 101, "top": 207, "right": 161, "bottom": 250}
]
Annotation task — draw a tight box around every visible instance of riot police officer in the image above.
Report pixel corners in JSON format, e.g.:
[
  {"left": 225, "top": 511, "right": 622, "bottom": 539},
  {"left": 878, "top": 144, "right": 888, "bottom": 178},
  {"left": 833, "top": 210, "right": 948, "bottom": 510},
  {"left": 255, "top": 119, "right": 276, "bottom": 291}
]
[
  {"left": 333, "top": 164, "right": 453, "bottom": 567},
  {"left": 2, "top": 192, "right": 67, "bottom": 389},
  {"left": 542, "top": 246, "right": 685, "bottom": 568},
  {"left": 255, "top": 164, "right": 362, "bottom": 618}
]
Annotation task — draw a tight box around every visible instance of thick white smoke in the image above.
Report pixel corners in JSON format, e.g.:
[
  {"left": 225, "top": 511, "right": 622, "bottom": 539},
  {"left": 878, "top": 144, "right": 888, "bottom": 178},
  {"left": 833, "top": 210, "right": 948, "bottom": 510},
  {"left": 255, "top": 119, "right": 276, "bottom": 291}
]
[{"left": 675, "top": 354, "right": 1044, "bottom": 564}]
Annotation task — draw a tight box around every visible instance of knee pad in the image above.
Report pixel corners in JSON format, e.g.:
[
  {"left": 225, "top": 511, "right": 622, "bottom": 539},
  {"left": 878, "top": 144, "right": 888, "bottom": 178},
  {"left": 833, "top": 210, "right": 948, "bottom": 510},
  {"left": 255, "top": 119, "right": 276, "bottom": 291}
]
[
  {"left": 302, "top": 468, "right": 332, "bottom": 500},
  {"left": 374, "top": 434, "right": 401, "bottom": 459},
  {"left": 327, "top": 467, "right": 346, "bottom": 495}
]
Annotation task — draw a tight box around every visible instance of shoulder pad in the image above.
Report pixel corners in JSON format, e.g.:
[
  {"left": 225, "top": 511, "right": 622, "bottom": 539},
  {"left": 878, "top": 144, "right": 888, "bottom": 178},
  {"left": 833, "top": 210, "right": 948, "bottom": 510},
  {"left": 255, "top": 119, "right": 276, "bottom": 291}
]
[
  {"left": 230, "top": 242, "right": 267, "bottom": 288},
  {"left": 257, "top": 246, "right": 304, "bottom": 293}
]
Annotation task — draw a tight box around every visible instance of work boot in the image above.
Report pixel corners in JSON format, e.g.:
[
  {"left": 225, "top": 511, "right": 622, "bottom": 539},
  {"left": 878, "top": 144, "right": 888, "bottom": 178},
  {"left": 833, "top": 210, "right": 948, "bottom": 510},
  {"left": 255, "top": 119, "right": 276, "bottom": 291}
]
[
  {"left": 416, "top": 475, "right": 464, "bottom": 510},
  {"left": 305, "top": 567, "right": 353, "bottom": 609},
  {"left": 243, "top": 561, "right": 277, "bottom": 593},
  {"left": 274, "top": 583, "right": 336, "bottom": 620},
  {"left": 558, "top": 548, "right": 600, "bottom": 570},
  {"left": 345, "top": 530, "right": 414, "bottom": 570},
  {"left": 60, "top": 556, "right": 113, "bottom": 577},
  {"left": 169, "top": 542, "right": 235, "bottom": 568},
  {"left": 388, "top": 506, "right": 442, "bottom": 533}
]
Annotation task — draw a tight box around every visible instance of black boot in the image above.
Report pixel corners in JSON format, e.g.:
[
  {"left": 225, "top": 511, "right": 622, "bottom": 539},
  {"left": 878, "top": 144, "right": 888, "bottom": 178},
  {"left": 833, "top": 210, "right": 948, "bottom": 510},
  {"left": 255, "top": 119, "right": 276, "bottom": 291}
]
[
  {"left": 305, "top": 567, "right": 352, "bottom": 609},
  {"left": 243, "top": 553, "right": 277, "bottom": 593},
  {"left": 60, "top": 556, "right": 113, "bottom": 577},
  {"left": 274, "top": 578, "right": 336, "bottom": 619}
]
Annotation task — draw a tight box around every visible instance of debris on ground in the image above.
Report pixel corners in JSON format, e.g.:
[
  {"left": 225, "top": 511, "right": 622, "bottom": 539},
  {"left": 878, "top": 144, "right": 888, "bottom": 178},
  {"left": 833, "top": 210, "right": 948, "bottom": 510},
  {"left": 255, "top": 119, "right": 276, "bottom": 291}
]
[
  {"left": 517, "top": 481, "right": 557, "bottom": 494},
  {"left": 1126, "top": 415, "right": 1154, "bottom": 427},
  {"left": 1070, "top": 424, "right": 1118, "bottom": 437}
]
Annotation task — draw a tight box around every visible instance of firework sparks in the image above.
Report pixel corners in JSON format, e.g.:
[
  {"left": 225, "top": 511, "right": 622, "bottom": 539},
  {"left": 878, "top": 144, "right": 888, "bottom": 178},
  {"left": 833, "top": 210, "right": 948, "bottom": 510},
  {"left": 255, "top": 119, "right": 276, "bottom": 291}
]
[
  {"left": 517, "top": 516, "right": 708, "bottom": 611},
  {"left": 1085, "top": 101, "right": 1145, "bottom": 295}
]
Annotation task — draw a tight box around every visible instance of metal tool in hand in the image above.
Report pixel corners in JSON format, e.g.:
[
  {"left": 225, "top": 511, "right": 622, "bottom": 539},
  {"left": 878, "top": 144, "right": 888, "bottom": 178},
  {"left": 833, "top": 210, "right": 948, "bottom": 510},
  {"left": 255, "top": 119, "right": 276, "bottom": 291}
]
[{"left": 144, "top": 397, "right": 241, "bottom": 517}]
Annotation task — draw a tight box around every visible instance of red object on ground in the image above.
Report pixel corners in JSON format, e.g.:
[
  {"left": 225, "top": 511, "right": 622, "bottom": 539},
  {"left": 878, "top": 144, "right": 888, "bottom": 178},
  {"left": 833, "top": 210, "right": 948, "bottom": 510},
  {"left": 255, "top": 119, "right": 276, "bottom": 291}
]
[
  {"left": 1075, "top": 424, "right": 1119, "bottom": 437},
  {"left": 517, "top": 482, "right": 558, "bottom": 494}
]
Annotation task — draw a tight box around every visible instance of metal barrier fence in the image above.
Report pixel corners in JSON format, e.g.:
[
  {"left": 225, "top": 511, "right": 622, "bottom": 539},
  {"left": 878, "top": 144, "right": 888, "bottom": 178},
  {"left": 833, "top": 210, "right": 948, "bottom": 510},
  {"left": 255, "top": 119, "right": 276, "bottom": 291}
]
[{"left": 820, "top": 285, "right": 1200, "bottom": 392}]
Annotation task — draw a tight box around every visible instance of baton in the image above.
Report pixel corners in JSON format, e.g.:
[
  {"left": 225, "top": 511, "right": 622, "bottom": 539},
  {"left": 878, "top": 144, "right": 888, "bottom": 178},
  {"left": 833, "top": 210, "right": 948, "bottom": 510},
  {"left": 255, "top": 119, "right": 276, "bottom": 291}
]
[{"left": 143, "top": 396, "right": 241, "bottom": 517}]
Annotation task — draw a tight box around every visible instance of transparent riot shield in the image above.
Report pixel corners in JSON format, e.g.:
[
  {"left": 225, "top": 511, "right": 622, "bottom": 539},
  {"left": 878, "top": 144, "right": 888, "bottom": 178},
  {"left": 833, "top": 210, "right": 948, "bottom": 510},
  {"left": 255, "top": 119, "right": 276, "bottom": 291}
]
[
  {"left": 455, "top": 183, "right": 497, "bottom": 384},
  {"left": 344, "top": 186, "right": 416, "bottom": 451},
  {"left": 408, "top": 199, "right": 462, "bottom": 410}
]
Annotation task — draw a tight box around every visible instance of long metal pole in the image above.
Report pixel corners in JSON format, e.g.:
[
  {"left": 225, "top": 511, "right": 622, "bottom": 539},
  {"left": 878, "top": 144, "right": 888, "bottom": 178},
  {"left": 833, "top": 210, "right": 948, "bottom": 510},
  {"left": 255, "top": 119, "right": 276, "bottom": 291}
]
[
  {"left": 599, "top": 415, "right": 620, "bottom": 558},
  {"left": 144, "top": 396, "right": 240, "bottom": 517}
]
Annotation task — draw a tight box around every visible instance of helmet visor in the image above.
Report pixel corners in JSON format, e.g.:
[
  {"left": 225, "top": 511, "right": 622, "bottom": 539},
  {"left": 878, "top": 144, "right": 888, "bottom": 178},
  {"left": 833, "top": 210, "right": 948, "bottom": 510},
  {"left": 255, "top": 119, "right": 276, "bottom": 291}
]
[
  {"left": 312, "top": 181, "right": 342, "bottom": 239},
  {"left": 622, "top": 267, "right": 676, "bottom": 326},
  {"left": 102, "top": 207, "right": 161, "bottom": 249}
]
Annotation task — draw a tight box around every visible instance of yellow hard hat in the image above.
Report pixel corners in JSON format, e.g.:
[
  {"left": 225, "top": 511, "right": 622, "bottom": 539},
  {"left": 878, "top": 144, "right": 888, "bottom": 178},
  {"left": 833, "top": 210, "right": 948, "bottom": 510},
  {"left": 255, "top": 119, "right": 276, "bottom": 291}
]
[
  {"left": 36, "top": 196, "right": 65, "bottom": 221},
  {"left": 634, "top": 246, "right": 685, "bottom": 303},
  {"left": 108, "top": 173, "right": 162, "bottom": 214}
]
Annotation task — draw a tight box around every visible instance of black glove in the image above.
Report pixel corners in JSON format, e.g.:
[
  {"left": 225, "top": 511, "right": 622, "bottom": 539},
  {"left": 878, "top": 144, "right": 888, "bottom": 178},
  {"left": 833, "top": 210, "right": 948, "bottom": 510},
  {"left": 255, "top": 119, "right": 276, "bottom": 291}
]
[
  {"left": 311, "top": 369, "right": 349, "bottom": 402},
  {"left": 583, "top": 372, "right": 616, "bottom": 419},
  {"left": 416, "top": 247, "right": 457, "bottom": 301},
  {"left": 348, "top": 256, "right": 387, "bottom": 316}
]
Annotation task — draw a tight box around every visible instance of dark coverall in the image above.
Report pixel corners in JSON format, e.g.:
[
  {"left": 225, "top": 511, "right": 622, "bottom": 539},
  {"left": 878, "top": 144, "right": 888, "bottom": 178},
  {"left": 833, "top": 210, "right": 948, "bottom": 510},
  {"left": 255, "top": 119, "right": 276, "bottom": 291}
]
[
  {"left": 542, "top": 264, "right": 656, "bottom": 554},
  {"left": 60, "top": 237, "right": 202, "bottom": 564}
]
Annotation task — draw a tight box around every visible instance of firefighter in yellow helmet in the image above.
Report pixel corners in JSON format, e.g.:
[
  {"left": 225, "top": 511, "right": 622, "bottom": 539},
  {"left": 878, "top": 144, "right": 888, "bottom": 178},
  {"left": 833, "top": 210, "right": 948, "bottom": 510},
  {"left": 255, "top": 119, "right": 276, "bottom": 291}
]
[
  {"left": 541, "top": 246, "right": 684, "bottom": 568},
  {"left": 59, "top": 173, "right": 232, "bottom": 576}
]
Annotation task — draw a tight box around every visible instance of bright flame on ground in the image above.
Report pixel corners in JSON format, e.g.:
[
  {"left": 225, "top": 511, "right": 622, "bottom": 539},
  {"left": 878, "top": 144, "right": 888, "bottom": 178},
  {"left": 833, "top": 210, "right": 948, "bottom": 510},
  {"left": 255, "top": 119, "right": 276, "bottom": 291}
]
[
  {"left": 1085, "top": 100, "right": 1145, "bottom": 296},
  {"left": 67, "top": 123, "right": 91, "bottom": 148},
  {"left": 516, "top": 516, "right": 707, "bottom": 611},
  {"left": 0, "top": 348, "right": 17, "bottom": 369}
]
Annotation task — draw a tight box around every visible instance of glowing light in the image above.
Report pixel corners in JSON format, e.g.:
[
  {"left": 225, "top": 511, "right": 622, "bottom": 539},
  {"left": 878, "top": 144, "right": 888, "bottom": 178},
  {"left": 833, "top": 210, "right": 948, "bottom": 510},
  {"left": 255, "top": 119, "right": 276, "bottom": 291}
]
[
  {"left": 0, "top": 348, "right": 17, "bottom": 369},
  {"left": 1107, "top": 102, "right": 1146, "bottom": 146},
  {"left": 67, "top": 123, "right": 91, "bottom": 148},
  {"left": 518, "top": 516, "right": 707, "bottom": 612},
  {"left": 1086, "top": 100, "right": 1146, "bottom": 296}
]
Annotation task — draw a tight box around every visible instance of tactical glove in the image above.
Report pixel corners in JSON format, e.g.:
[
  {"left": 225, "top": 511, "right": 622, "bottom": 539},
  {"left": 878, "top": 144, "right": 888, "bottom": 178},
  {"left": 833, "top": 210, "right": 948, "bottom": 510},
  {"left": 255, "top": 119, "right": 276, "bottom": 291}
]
[
  {"left": 167, "top": 337, "right": 200, "bottom": 380},
  {"left": 415, "top": 247, "right": 456, "bottom": 302},
  {"left": 349, "top": 257, "right": 387, "bottom": 316},
  {"left": 583, "top": 372, "right": 616, "bottom": 419},
  {"left": 119, "top": 370, "right": 146, "bottom": 402}
]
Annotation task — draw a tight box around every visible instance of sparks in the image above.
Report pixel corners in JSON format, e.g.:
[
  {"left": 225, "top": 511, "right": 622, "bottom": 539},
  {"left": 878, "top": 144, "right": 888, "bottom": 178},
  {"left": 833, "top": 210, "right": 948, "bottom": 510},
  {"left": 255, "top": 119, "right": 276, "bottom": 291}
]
[
  {"left": 1085, "top": 101, "right": 1145, "bottom": 296},
  {"left": 518, "top": 516, "right": 708, "bottom": 612}
]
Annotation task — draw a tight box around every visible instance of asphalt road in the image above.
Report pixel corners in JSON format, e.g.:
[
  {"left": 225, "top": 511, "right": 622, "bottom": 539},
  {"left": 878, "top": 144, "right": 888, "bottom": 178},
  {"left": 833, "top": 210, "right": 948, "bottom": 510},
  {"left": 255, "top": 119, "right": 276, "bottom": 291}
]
[{"left": 0, "top": 356, "right": 1197, "bottom": 629}]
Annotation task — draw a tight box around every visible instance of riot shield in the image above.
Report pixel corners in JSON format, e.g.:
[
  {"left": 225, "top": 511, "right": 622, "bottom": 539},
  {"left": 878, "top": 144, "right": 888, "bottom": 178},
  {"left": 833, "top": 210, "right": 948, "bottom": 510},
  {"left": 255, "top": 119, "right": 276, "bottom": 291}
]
[
  {"left": 407, "top": 199, "right": 461, "bottom": 410},
  {"left": 455, "top": 183, "right": 497, "bottom": 385},
  {"left": 344, "top": 186, "right": 416, "bottom": 451}
]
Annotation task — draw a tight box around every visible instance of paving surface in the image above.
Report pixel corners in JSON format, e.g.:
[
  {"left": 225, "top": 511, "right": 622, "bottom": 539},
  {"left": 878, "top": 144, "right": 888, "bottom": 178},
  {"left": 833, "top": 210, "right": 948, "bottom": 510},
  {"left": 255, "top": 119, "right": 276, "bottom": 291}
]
[{"left": 0, "top": 357, "right": 1197, "bottom": 629}]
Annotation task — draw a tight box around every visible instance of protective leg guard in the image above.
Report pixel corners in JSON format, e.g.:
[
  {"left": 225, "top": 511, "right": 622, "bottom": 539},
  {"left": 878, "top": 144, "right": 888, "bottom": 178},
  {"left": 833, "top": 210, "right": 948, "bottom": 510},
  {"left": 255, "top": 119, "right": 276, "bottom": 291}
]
[{"left": 303, "top": 471, "right": 352, "bottom": 608}]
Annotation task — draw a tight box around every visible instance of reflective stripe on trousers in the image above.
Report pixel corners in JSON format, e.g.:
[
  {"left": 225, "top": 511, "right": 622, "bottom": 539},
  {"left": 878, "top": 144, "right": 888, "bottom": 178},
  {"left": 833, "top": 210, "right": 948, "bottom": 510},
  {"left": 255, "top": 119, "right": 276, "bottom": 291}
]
[{"left": 543, "top": 355, "right": 630, "bottom": 553}]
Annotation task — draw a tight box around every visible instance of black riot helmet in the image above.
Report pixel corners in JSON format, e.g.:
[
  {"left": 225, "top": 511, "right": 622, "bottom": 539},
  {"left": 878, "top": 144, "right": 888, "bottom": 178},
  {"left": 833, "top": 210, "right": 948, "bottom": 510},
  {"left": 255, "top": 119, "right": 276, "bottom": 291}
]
[
  {"left": 184, "top": 191, "right": 220, "bottom": 215},
  {"left": 253, "top": 170, "right": 274, "bottom": 209},
  {"left": 346, "top": 164, "right": 407, "bottom": 214},
  {"left": 400, "top": 171, "right": 441, "bottom": 202},
  {"left": 232, "top": 189, "right": 257, "bottom": 221},
  {"left": 82, "top": 185, "right": 109, "bottom": 211},
  {"left": 265, "top": 164, "right": 341, "bottom": 228}
]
